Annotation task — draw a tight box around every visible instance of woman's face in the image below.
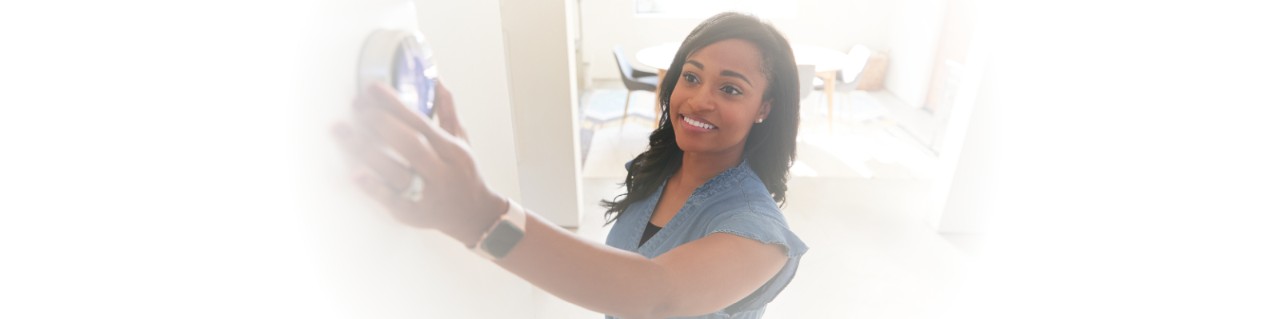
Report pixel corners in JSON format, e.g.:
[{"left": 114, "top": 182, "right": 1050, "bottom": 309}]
[{"left": 669, "top": 39, "right": 772, "bottom": 158}]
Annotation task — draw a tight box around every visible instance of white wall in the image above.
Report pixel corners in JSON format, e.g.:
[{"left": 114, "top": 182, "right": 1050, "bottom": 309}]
[
  {"left": 2, "top": 0, "right": 567, "bottom": 317},
  {"left": 415, "top": 1, "right": 523, "bottom": 199},
  {"left": 933, "top": 57, "right": 995, "bottom": 234},
  {"left": 303, "top": 0, "right": 592, "bottom": 315},
  {"left": 299, "top": 1, "right": 538, "bottom": 318},
  {"left": 882, "top": 0, "right": 946, "bottom": 108},
  {"left": 1, "top": 1, "right": 357, "bottom": 316},
  {"left": 579, "top": 0, "right": 894, "bottom": 83},
  {"left": 922, "top": 0, "right": 989, "bottom": 234},
  {"left": 934, "top": 2, "right": 1280, "bottom": 317},
  {"left": 497, "top": 0, "right": 585, "bottom": 227}
]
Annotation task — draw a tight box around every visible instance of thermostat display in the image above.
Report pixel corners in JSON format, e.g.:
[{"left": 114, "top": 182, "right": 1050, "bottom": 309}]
[{"left": 358, "top": 29, "right": 437, "bottom": 117}]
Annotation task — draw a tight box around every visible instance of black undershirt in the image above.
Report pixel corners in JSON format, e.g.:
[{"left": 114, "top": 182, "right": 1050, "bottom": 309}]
[{"left": 639, "top": 222, "right": 662, "bottom": 246}]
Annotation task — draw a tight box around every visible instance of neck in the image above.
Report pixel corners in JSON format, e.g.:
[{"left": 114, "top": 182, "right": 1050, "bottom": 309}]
[{"left": 672, "top": 149, "right": 743, "bottom": 189}]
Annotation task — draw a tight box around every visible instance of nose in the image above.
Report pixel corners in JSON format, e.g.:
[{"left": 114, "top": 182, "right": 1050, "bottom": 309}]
[{"left": 687, "top": 85, "right": 716, "bottom": 113}]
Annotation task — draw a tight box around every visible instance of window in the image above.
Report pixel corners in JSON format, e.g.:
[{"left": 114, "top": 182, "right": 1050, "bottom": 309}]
[{"left": 635, "top": 0, "right": 798, "bottom": 19}]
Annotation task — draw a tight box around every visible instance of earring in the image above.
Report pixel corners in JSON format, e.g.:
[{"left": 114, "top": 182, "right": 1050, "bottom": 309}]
[{"left": 755, "top": 118, "right": 764, "bottom": 123}]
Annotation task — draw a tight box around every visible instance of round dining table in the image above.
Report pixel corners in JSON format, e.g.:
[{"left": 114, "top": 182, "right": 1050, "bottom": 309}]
[{"left": 634, "top": 42, "right": 856, "bottom": 130}]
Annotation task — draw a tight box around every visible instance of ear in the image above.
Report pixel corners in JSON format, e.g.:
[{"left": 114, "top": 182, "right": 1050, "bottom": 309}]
[{"left": 757, "top": 100, "right": 773, "bottom": 122}]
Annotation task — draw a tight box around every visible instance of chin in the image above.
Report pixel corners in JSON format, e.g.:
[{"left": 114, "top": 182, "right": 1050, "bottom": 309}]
[
  {"left": 673, "top": 133, "right": 705, "bottom": 153},
  {"left": 674, "top": 136, "right": 730, "bottom": 155}
]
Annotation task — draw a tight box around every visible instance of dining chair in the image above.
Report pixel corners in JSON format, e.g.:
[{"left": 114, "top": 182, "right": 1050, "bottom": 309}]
[
  {"left": 612, "top": 45, "right": 659, "bottom": 127},
  {"left": 813, "top": 45, "right": 888, "bottom": 130},
  {"left": 815, "top": 45, "right": 871, "bottom": 95}
]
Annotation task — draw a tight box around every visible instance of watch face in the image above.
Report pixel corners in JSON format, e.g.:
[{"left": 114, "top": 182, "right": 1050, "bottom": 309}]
[{"left": 482, "top": 221, "right": 525, "bottom": 259}]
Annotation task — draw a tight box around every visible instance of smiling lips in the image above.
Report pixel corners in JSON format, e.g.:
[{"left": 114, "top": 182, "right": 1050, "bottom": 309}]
[{"left": 680, "top": 114, "right": 718, "bottom": 131}]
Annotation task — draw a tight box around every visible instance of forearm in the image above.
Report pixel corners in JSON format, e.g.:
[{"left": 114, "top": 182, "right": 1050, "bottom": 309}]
[{"left": 490, "top": 212, "right": 672, "bottom": 318}]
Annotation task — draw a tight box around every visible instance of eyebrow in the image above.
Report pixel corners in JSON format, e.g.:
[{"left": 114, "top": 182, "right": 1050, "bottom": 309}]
[{"left": 684, "top": 59, "right": 754, "bottom": 87}]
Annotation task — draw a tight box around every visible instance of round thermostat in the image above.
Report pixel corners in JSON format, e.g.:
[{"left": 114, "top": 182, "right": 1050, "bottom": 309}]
[{"left": 357, "top": 29, "right": 437, "bottom": 117}]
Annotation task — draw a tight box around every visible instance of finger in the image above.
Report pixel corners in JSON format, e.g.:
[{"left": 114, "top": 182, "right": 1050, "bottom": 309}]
[
  {"left": 364, "top": 83, "right": 468, "bottom": 160},
  {"left": 334, "top": 120, "right": 406, "bottom": 169},
  {"left": 352, "top": 101, "right": 444, "bottom": 172},
  {"left": 432, "top": 81, "right": 469, "bottom": 142},
  {"left": 333, "top": 121, "right": 392, "bottom": 155},
  {"left": 351, "top": 167, "right": 418, "bottom": 216},
  {"left": 332, "top": 123, "right": 414, "bottom": 191}
]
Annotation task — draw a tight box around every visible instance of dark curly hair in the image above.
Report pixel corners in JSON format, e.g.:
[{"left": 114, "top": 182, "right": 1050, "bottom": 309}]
[{"left": 603, "top": 12, "right": 800, "bottom": 223}]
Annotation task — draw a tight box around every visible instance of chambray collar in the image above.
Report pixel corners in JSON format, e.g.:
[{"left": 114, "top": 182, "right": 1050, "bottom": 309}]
[
  {"left": 685, "top": 159, "right": 755, "bottom": 204},
  {"left": 631, "top": 159, "right": 756, "bottom": 253}
]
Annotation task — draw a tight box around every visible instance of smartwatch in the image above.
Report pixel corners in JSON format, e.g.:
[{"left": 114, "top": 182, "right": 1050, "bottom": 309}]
[{"left": 470, "top": 199, "right": 527, "bottom": 260}]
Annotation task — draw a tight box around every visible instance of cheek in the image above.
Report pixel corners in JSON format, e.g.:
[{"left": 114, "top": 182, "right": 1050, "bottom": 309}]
[
  {"left": 733, "top": 100, "right": 766, "bottom": 122},
  {"left": 668, "top": 87, "right": 691, "bottom": 106},
  {"left": 729, "top": 111, "right": 758, "bottom": 129}
]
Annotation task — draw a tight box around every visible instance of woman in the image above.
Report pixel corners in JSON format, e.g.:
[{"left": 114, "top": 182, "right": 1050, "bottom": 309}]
[{"left": 333, "top": 12, "right": 806, "bottom": 319}]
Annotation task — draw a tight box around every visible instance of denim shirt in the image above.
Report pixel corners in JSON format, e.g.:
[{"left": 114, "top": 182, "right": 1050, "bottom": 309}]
[{"left": 604, "top": 160, "right": 808, "bottom": 319}]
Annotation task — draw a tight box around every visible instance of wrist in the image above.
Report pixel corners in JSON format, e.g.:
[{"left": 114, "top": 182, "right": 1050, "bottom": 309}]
[
  {"left": 469, "top": 199, "right": 527, "bottom": 260},
  {"left": 442, "top": 190, "right": 507, "bottom": 246}
]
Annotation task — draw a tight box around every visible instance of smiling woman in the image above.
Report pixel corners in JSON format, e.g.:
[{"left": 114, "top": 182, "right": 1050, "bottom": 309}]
[
  {"left": 600, "top": 12, "right": 806, "bottom": 318},
  {"left": 335, "top": 12, "right": 805, "bottom": 319}
]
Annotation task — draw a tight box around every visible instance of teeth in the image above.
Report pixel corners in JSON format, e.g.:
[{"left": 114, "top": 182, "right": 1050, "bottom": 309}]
[{"left": 682, "top": 115, "right": 716, "bottom": 130}]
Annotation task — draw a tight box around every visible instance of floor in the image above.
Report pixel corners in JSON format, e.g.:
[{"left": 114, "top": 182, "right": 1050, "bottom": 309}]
[{"left": 530, "top": 82, "right": 975, "bottom": 318}]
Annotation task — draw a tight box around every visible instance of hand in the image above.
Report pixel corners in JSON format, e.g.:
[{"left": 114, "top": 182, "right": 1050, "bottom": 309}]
[{"left": 332, "top": 81, "right": 506, "bottom": 245}]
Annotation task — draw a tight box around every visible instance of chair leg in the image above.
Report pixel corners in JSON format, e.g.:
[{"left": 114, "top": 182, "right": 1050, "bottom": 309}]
[{"left": 622, "top": 90, "right": 632, "bottom": 130}]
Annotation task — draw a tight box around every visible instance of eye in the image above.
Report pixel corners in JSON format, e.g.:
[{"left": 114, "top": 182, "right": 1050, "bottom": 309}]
[
  {"left": 719, "top": 85, "right": 743, "bottom": 96},
  {"left": 681, "top": 72, "right": 700, "bottom": 84}
]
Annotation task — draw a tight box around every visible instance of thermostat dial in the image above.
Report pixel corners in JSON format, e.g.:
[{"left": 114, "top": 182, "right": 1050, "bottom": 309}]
[{"left": 357, "top": 29, "right": 437, "bottom": 117}]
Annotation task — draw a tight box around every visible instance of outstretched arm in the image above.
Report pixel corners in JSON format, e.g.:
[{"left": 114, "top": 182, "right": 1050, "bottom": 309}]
[
  {"left": 332, "top": 82, "right": 787, "bottom": 318},
  {"left": 499, "top": 211, "right": 786, "bottom": 318}
]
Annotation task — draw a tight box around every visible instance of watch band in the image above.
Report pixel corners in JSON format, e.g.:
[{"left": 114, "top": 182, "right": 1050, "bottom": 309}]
[{"left": 470, "top": 199, "right": 527, "bottom": 260}]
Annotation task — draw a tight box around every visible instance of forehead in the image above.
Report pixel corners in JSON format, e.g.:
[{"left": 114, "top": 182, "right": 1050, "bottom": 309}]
[{"left": 686, "top": 39, "right": 767, "bottom": 82}]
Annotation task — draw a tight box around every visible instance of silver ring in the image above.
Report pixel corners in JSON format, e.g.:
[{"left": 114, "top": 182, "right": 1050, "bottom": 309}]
[{"left": 400, "top": 173, "right": 424, "bottom": 202}]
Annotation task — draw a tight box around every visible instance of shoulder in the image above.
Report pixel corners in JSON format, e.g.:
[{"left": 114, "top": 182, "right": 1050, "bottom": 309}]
[
  {"left": 692, "top": 172, "right": 806, "bottom": 257},
  {"left": 698, "top": 168, "right": 782, "bottom": 222}
]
